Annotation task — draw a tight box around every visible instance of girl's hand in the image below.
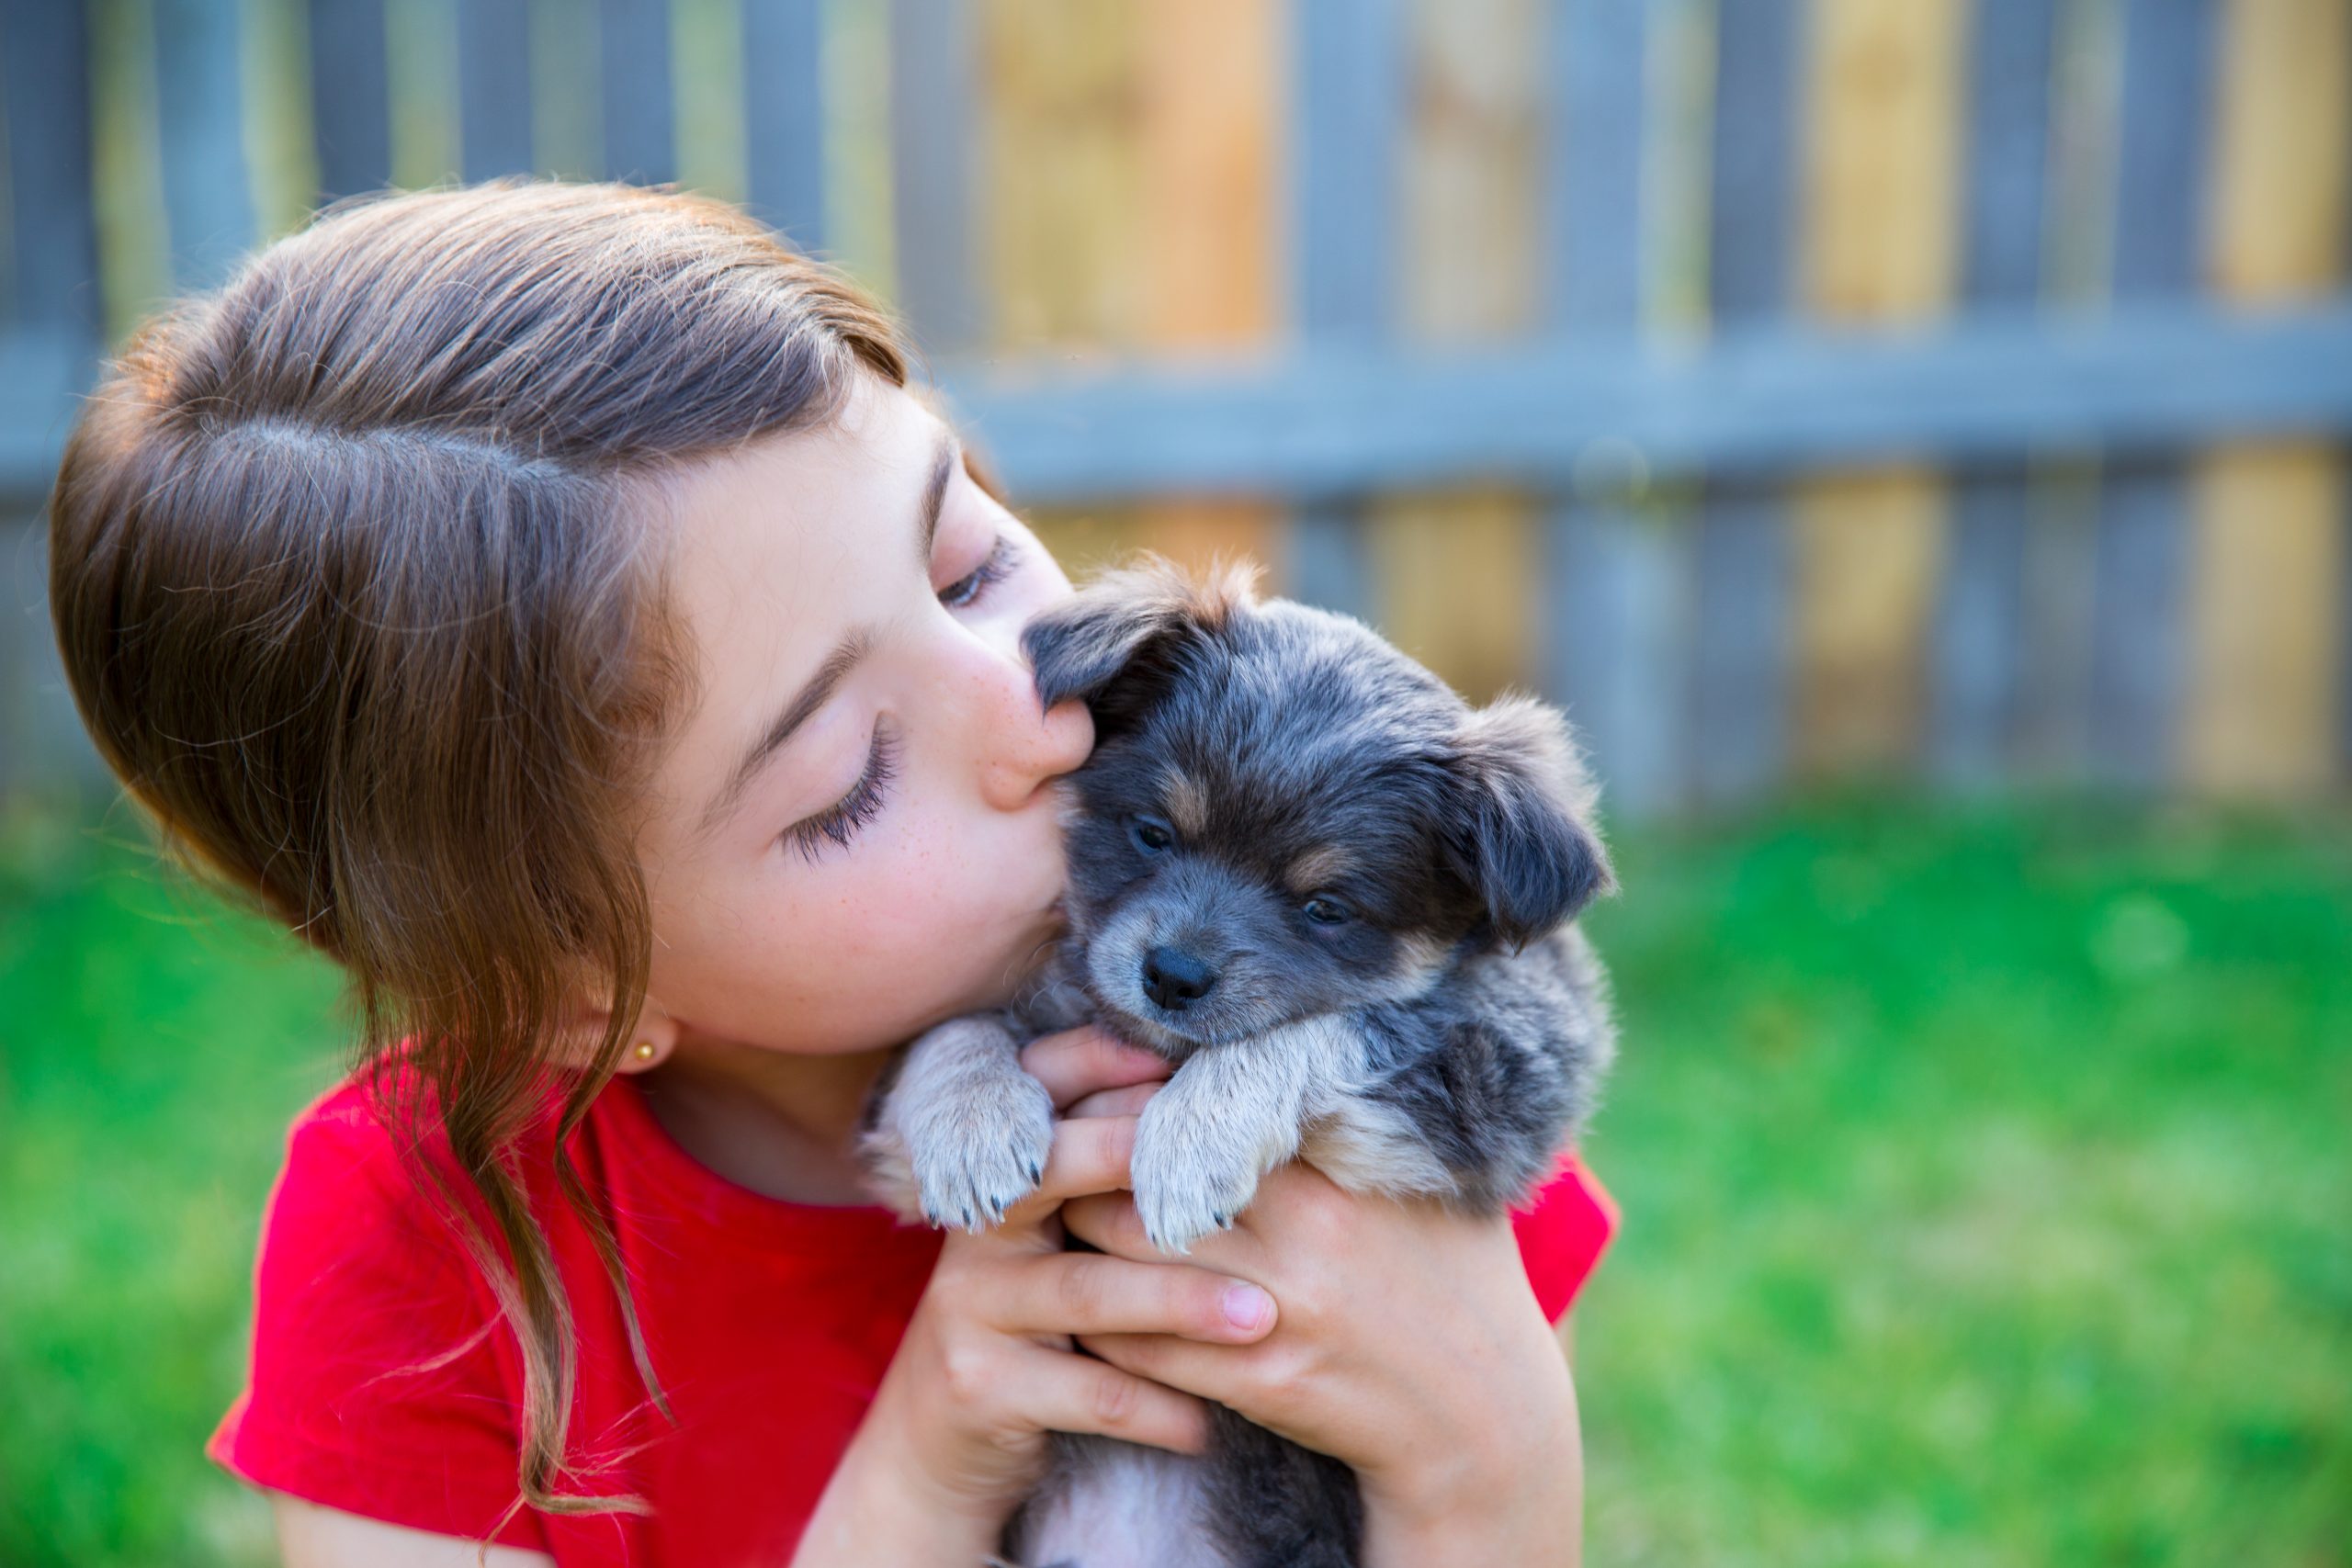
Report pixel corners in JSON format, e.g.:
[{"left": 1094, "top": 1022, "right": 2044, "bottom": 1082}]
[
  {"left": 795, "top": 1029, "right": 1280, "bottom": 1564},
  {"left": 1060, "top": 1122, "right": 1584, "bottom": 1568}
]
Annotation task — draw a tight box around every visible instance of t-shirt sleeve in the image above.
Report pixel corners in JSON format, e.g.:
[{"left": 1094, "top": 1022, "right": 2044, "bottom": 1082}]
[
  {"left": 1509, "top": 1151, "right": 1619, "bottom": 1326},
  {"left": 206, "top": 1091, "right": 552, "bottom": 1552}
]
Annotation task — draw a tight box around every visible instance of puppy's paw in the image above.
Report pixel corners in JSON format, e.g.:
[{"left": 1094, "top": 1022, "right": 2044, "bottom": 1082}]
[
  {"left": 907, "top": 1067, "right": 1056, "bottom": 1234},
  {"left": 1130, "top": 1105, "right": 1265, "bottom": 1256}
]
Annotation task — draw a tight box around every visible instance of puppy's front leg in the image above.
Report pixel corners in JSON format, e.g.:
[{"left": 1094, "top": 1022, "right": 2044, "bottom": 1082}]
[
  {"left": 858, "top": 1014, "right": 1054, "bottom": 1232},
  {"left": 1131, "top": 1016, "right": 1361, "bottom": 1255}
]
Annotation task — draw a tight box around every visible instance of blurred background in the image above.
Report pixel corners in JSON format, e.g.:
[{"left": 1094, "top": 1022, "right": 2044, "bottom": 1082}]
[{"left": 2, "top": 0, "right": 2346, "bottom": 1563}]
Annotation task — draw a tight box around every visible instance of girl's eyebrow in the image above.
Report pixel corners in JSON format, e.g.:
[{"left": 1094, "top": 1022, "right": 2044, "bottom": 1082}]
[{"left": 693, "top": 426, "right": 959, "bottom": 841}]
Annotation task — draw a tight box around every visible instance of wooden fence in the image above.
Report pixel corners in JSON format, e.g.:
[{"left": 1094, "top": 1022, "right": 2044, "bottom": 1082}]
[{"left": 4, "top": 0, "right": 2348, "bottom": 815}]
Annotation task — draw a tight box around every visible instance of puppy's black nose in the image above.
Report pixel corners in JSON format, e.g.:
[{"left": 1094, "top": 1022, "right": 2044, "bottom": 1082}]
[{"left": 1141, "top": 947, "right": 1218, "bottom": 1010}]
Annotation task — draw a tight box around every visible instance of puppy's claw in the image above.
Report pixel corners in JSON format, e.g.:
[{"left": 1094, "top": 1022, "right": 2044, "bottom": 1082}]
[
  {"left": 900, "top": 1056, "right": 1056, "bottom": 1242},
  {"left": 1027, "top": 1158, "right": 1043, "bottom": 1184}
]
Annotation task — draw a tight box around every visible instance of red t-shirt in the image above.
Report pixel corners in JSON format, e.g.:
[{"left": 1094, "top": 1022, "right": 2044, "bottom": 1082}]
[{"left": 208, "top": 1058, "right": 1617, "bottom": 1566}]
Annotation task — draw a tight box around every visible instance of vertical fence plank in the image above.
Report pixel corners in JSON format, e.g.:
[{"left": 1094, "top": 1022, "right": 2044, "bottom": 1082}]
[
  {"left": 1930, "top": 0, "right": 2058, "bottom": 788},
  {"left": 1542, "top": 0, "right": 1676, "bottom": 811},
  {"left": 2181, "top": 0, "right": 2348, "bottom": 795},
  {"left": 1284, "top": 0, "right": 1402, "bottom": 619},
  {"left": 2088, "top": 0, "right": 2213, "bottom": 787},
  {"left": 1368, "top": 0, "right": 1543, "bottom": 705},
  {"left": 599, "top": 0, "right": 675, "bottom": 182},
  {"left": 888, "top": 0, "right": 979, "bottom": 355},
  {"left": 1792, "top": 0, "right": 1962, "bottom": 779},
  {"left": 974, "top": 0, "right": 1150, "bottom": 576},
  {"left": 743, "top": 0, "right": 826, "bottom": 250},
  {"left": 153, "top": 0, "right": 258, "bottom": 289},
  {"left": 1131, "top": 0, "right": 1283, "bottom": 585},
  {"left": 458, "top": 0, "right": 536, "bottom": 180},
  {"left": 4, "top": 0, "right": 101, "bottom": 340},
  {"left": 0, "top": 4, "right": 100, "bottom": 795},
  {"left": 1690, "top": 0, "right": 1799, "bottom": 807},
  {"left": 308, "top": 0, "right": 392, "bottom": 200},
  {"left": 979, "top": 0, "right": 1145, "bottom": 353}
]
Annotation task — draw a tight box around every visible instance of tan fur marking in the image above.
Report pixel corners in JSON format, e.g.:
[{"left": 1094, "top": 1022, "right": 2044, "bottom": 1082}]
[
  {"left": 1286, "top": 844, "right": 1355, "bottom": 891},
  {"left": 1162, "top": 770, "right": 1209, "bottom": 837}
]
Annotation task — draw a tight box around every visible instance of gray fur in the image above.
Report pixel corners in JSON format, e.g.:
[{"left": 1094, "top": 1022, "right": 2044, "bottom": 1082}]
[{"left": 862, "top": 558, "right": 1618, "bottom": 1567}]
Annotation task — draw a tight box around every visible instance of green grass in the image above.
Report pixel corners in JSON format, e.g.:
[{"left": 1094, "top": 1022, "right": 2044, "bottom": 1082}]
[{"left": 2, "top": 792, "right": 2346, "bottom": 1566}]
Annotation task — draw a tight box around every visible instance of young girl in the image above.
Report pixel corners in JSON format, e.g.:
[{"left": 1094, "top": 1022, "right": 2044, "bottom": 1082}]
[{"left": 48, "top": 178, "right": 1616, "bottom": 1567}]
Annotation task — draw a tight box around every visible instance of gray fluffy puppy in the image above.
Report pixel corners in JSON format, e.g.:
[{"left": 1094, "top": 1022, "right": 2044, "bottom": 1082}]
[{"left": 859, "top": 558, "right": 1617, "bottom": 1568}]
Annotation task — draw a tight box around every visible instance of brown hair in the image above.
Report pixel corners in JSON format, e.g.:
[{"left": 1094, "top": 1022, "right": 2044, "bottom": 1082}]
[{"left": 46, "top": 177, "right": 919, "bottom": 1526}]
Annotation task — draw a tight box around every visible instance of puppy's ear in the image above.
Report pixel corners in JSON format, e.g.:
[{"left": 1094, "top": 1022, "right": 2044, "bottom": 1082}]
[
  {"left": 1022, "top": 554, "right": 1261, "bottom": 714},
  {"left": 1442, "top": 694, "right": 1614, "bottom": 948}
]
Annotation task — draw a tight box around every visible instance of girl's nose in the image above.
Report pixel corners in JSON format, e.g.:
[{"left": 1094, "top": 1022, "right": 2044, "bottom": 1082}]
[{"left": 980, "top": 685, "right": 1094, "bottom": 809}]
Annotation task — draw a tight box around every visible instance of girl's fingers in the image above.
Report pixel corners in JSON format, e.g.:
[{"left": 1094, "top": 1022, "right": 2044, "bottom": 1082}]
[
  {"left": 1061, "top": 1190, "right": 1258, "bottom": 1269},
  {"left": 1018, "top": 1026, "right": 1171, "bottom": 1112},
  {"left": 1003, "top": 1340, "right": 1214, "bottom": 1456},
  {"left": 1062, "top": 1081, "right": 1161, "bottom": 1120},
  {"left": 996, "top": 1114, "right": 1139, "bottom": 1223},
  {"left": 1057, "top": 1190, "right": 1154, "bottom": 1258},
  {"left": 980, "top": 1248, "right": 1277, "bottom": 1345},
  {"left": 1074, "top": 1331, "right": 1255, "bottom": 1418}
]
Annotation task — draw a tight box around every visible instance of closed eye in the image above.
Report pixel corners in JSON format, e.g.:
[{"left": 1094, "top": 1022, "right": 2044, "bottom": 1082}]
[
  {"left": 939, "top": 535, "right": 1021, "bottom": 609},
  {"left": 781, "top": 725, "right": 898, "bottom": 862}
]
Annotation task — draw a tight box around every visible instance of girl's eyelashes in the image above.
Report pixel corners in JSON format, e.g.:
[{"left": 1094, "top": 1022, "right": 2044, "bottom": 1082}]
[
  {"left": 937, "top": 534, "right": 1022, "bottom": 610},
  {"left": 779, "top": 528, "right": 1021, "bottom": 865},
  {"left": 782, "top": 724, "right": 899, "bottom": 863}
]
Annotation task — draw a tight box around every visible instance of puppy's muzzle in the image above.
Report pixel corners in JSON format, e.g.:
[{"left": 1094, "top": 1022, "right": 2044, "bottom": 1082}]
[{"left": 1141, "top": 945, "right": 1218, "bottom": 1011}]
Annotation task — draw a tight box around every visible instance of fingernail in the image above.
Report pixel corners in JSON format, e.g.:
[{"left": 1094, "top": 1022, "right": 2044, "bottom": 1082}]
[{"left": 1222, "top": 1283, "right": 1272, "bottom": 1333}]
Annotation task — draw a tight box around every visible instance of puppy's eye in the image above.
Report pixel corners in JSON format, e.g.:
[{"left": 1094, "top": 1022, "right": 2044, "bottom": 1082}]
[
  {"left": 1129, "top": 815, "right": 1176, "bottom": 855},
  {"left": 1302, "top": 896, "right": 1351, "bottom": 926}
]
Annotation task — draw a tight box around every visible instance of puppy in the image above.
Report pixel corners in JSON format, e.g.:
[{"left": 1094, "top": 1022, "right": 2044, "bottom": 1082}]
[{"left": 859, "top": 558, "right": 1617, "bottom": 1567}]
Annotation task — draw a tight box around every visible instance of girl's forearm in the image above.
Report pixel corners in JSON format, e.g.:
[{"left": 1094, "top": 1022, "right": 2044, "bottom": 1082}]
[
  {"left": 1356, "top": 1358, "right": 1584, "bottom": 1568},
  {"left": 789, "top": 1427, "right": 1004, "bottom": 1568}
]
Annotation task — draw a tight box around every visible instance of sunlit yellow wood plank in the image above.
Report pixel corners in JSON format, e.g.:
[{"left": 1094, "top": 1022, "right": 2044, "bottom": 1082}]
[
  {"left": 1790, "top": 0, "right": 1963, "bottom": 774},
  {"left": 2184, "top": 0, "right": 2349, "bottom": 796},
  {"left": 1373, "top": 0, "right": 1542, "bottom": 702}
]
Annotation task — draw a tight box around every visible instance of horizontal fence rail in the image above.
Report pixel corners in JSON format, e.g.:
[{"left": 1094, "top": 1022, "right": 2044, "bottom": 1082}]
[{"left": 935, "top": 304, "right": 2352, "bottom": 504}]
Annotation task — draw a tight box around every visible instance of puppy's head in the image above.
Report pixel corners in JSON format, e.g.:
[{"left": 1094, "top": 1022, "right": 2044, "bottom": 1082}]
[{"left": 1024, "top": 557, "right": 1612, "bottom": 1055}]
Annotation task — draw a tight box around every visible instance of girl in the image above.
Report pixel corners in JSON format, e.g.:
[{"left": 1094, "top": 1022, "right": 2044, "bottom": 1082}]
[{"left": 48, "top": 178, "right": 1615, "bottom": 1566}]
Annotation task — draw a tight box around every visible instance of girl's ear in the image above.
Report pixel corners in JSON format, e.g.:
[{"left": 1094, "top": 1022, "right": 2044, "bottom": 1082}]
[
  {"left": 1021, "top": 554, "right": 1261, "bottom": 714},
  {"left": 552, "top": 994, "right": 680, "bottom": 1074},
  {"left": 1442, "top": 694, "right": 1615, "bottom": 949}
]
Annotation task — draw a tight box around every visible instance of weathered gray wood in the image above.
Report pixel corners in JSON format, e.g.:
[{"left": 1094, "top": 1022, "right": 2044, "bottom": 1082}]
[
  {"left": 2, "top": 0, "right": 101, "bottom": 339},
  {"left": 886, "top": 0, "right": 978, "bottom": 355},
  {"left": 458, "top": 0, "right": 536, "bottom": 180},
  {"left": 2087, "top": 460, "right": 2189, "bottom": 788},
  {"left": 0, "top": 334, "right": 94, "bottom": 503},
  {"left": 2088, "top": 0, "right": 2213, "bottom": 789},
  {"left": 1544, "top": 0, "right": 1642, "bottom": 330},
  {"left": 153, "top": 0, "right": 258, "bottom": 289},
  {"left": 932, "top": 303, "right": 2352, "bottom": 503},
  {"left": 1280, "top": 0, "right": 1405, "bottom": 620},
  {"left": 1285, "top": 505, "right": 1375, "bottom": 626},
  {"left": 1933, "top": 469, "right": 2033, "bottom": 788},
  {"left": 1690, "top": 0, "right": 1799, "bottom": 806},
  {"left": 1543, "top": 0, "right": 1676, "bottom": 816},
  {"left": 307, "top": 0, "right": 393, "bottom": 200},
  {"left": 1688, "top": 483, "right": 1790, "bottom": 804},
  {"left": 742, "top": 0, "right": 826, "bottom": 253},
  {"left": 1705, "top": 0, "right": 1801, "bottom": 321},
  {"left": 1293, "top": 0, "right": 1403, "bottom": 345},
  {"left": 1931, "top": 0, "right": 2059, "bottom": 787},
  {"left": 2342, "top": 478, "right": 2352, "bottom": 784},
  {"left": 600, "top": 0, "right": 676, "bottom": 183},
  {"left": 2, "top": 518, "right": 109, "bottom": 797}
]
